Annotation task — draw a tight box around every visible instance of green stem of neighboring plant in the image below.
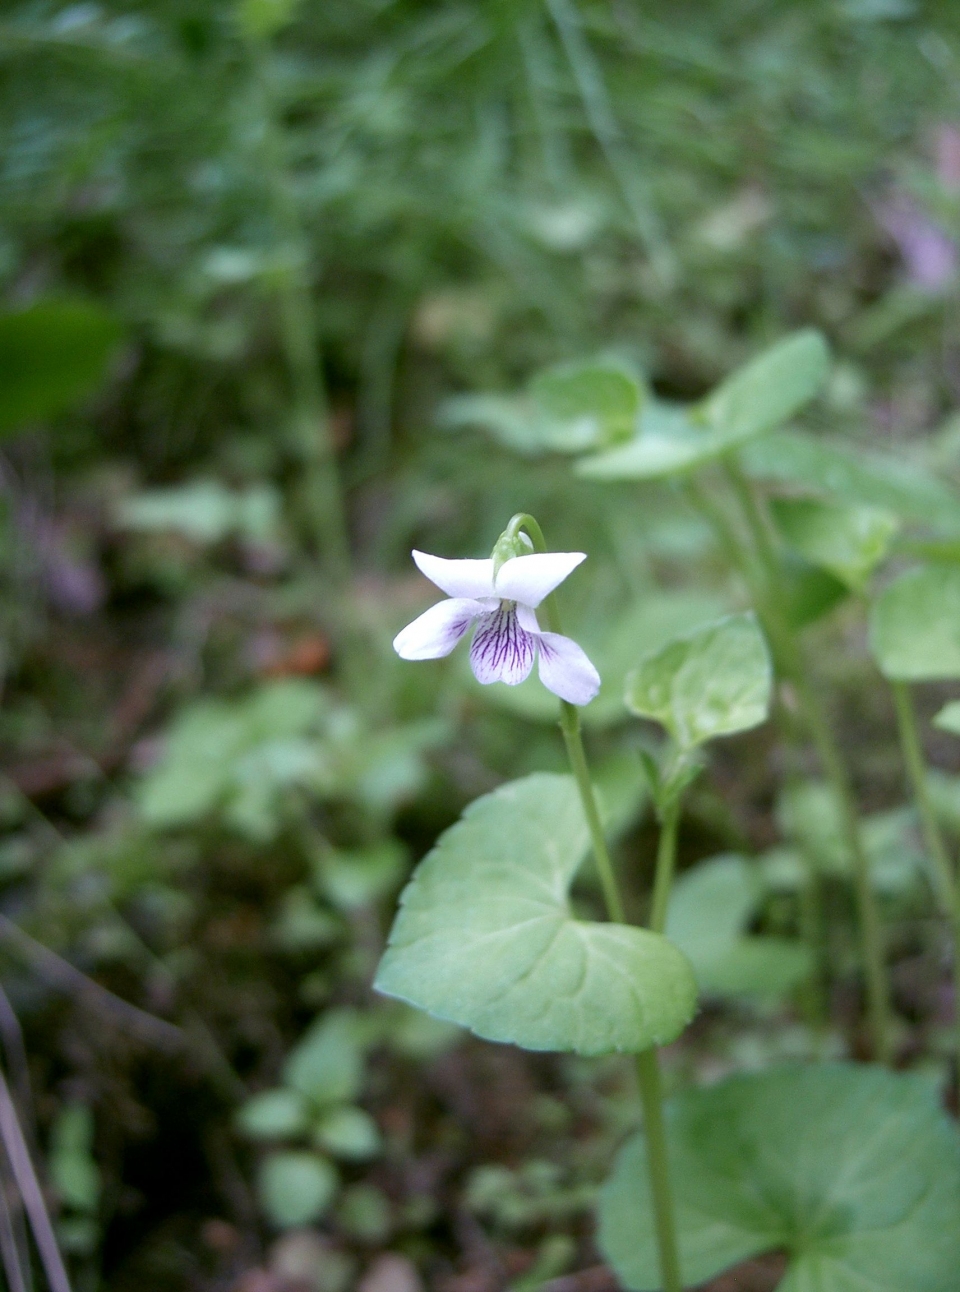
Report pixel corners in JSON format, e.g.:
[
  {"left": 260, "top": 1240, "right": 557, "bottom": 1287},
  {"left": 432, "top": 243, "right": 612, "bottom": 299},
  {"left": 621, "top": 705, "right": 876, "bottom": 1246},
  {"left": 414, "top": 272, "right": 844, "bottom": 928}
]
[
  {"left": 247, "top": 36, "right": 350, "bottom": 582},
  {"left": 508, "top": 510, "right": 684, "bottom": 1292},
  {"left": 634, "top": 1048, "right": 683, "bottom": 1292},
  {"left": 687, "top": 469, "right": 894, "bottom": 1063},
  {"left": 649, "top": 793, "right": 681, "bottom": 935},
  {"left": 890, "top": 680, "right": 960, "bottom": 1062},
  {"left": 635, "top": 776, "right": 687, "bottom": 1292}
]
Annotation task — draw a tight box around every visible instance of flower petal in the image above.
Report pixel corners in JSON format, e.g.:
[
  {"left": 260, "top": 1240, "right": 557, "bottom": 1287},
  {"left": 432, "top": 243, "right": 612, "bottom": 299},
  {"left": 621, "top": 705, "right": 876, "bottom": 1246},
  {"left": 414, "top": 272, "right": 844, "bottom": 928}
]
[
  {"left": 393, "top": 598, "right": 484, "bottom": 660},
  {"left": 494, "top": 552, "right": 586, "bottom": 607},
  {"left": 516, "top": 602, "right": 542, "bottom": 634},
  {"left": 469, "top": 606, "right": 536, "bottom": 686},
  {"left": 413, "top": 550, "right": 496, "bottom": 599},
  {"left": 536, "top": 631, "right": 601, "bottom": 705}
]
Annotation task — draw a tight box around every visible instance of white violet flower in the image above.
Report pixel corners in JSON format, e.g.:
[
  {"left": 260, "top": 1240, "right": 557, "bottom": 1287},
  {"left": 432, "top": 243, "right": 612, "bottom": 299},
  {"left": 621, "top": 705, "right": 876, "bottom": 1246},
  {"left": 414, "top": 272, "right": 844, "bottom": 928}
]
[{"left": 393, "top": 549, "right": 601, "bottom": 706}]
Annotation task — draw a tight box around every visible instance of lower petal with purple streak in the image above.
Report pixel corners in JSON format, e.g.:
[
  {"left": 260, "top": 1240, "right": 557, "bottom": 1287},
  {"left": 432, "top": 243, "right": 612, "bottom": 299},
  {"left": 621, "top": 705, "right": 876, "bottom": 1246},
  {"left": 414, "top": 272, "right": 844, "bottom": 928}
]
[{"left": 469, "top": 605, "right": 537, "bottom": 686}]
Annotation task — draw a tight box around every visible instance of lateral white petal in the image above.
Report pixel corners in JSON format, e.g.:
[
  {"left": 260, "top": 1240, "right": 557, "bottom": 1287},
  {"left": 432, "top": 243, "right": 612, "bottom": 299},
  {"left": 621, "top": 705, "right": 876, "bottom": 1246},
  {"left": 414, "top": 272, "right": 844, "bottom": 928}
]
[
  {"left": 536, "top": 631, "right": 601, "bottom": 706},
  {"left": 516, "top": 602, "right": 542, "bottom": 634},
  {"left": 494, "top": 552, "right": 586, "bottom": 607},
  {"left": 413, "top": 550, "right": 496, "bottom": 599},
  {"left": 469, "top": 606, "right": 537, "bottom": 686},
  {"left": 393, "top": 598, "right": 484, "bottom": 660}
]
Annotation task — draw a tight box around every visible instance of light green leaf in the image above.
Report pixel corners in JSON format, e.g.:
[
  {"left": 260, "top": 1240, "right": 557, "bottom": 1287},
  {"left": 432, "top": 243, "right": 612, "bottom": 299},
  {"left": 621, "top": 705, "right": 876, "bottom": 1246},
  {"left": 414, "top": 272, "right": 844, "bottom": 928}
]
[
  {"left": 701, "top": 330, "right": 830, "bottom": 443},
  {"left": 625, "top": 613, "right": 772, "bottom": 749},
  {"left": 375, "top": 774, "right": 696, "bottom": 1056},
  {"left": 934, "top": 701, "right": 960, "bottom": 736},
  {"left": 743, "top": 430, "right": 960, "bottom": 535},
  {"left": 771, "top": 497, "right": 899, "bottom": 590},
  {"left": 666, "top": 854, "right": 812, "bottom": 1000},
  {"left": 313, "top": 1105, "right": 382, "bottom": 1160},
  {"left": 117, "top": 481, "right": 281, "bottom": 546},
  {"left": 0, "top": 300, "right": 122, "bottom": 435},
  {"left": 578, "top": 331, "right": 829, "bottom": 480},
  {"left": 317, "top": 842, "right": 408, "bottom": 911},
  {"left": 257, "top": 1151, "right": 337, "bottom": 1229},
  {"left": 599, "top": 1064, "right": 960, "bottom": 1292},
  {"left": 236, "top": 1089, "right": 311, "bottom": 1140},
  {"left": 530, "top": 359, "right": 642, "bottom": 446},
  {"left": 50, "top": 1106, "right": 100, "bottom": 1213},
  {"left": 778, "top": 782, "right": 925, "bottom": 894},
  {"left": 283, "top": 1009, "right": 364, "bottom": 1106},
  {"left": 441, "top": 361, "right": 642, "bottom": 456},
  {"left": 869, "top": 566, "right": 960, "bottom": 680}
]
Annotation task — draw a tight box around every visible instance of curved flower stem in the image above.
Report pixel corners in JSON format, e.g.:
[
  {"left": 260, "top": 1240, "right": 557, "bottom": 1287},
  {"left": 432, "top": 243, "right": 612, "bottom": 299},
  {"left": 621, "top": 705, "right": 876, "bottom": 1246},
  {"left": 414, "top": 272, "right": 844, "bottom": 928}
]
[
  {"left": 890, "top": 680, "right": 960, "bottom": 1069},
  {"left": 507, "top": 512, "right": 683, "bottom": 1292},
  {"left": 687, "top": 470, "right": 893, "bottom": 1063}
]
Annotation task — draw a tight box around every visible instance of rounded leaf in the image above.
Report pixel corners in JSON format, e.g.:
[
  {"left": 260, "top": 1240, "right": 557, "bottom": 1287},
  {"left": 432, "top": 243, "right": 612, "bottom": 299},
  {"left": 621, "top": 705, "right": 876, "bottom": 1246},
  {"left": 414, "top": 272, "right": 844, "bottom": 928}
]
[
  {"left": 257, "top": 1151, "right": 337, "bottom": 1229},
  {"left": 771, "top": 496, "right": 898, "bottom": 590},
  {"left": 235, "top": 1089, "right": 310, "bottom": 1140},
  {"left": 375, "top": 774, "right": 696, "bottom": 1056},
  {"left": 599, "top": 1064, "right": 960, "bottom": 1291},
  {"left": 869, "top": 565, "right": 960, "bottom": 680},
  {"left": 625, "top": 613, "right": 772, "bottom": 749},
  {"left": 313, "top": 1105, "right": 382, "bottom": 1160}
]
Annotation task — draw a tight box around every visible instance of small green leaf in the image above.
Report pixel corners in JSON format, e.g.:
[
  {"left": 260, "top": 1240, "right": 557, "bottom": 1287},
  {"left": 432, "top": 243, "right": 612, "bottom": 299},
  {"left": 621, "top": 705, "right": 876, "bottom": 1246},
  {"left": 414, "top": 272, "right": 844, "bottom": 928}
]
[
  {"left": 236, "top": 1089, "right": 310, "bottom": 1140},
  {"left": 530, "top": 359, "right": 642, "bottom": 447},
  {"left": 257, "top": 1151, "right": 337, "bottom": 1229},
  {"left": 283, "top": 1010, "right": 364, "bottom": 1106},
  {"left": 869, "top": 566, "right": 960, "bottom": 680},
  {"left": 50, "top": 1105, "right": 100, "bottom": 1213},
  {"left": 934, "top": 700, "right": 960, "bottom": 736},
  {"left": 578, "top": 331, "right": 829, "bottom": 481},
  {"left": 625, "top": 614, "right": 772, "bottom": 749},
  {"left": 313, "top": 1105, "right": 382, "bottom": 1160},
  {"left": 744, "top": 430, "right": 960, "bottom": 535},
  {"left": 777, "top": 553, "right": 849, "bottom": 629},
  {"left": 700, "top": 329, "right": 830, "bottom": 443},
  {"left": 375, "top": 775, "right": 697, "bottom": 1056},
  {"left": 0, "top": 300, "right": 123, "bottom": 435},
  {"left": 599, "top": 1064, "right": 960, "bottom": 1292},
  {"left": 771, "top": 496, "right": 899, "bottom": 590},
  {"left": 666, "top": 854, "right": 812, "bottom": 1000}
]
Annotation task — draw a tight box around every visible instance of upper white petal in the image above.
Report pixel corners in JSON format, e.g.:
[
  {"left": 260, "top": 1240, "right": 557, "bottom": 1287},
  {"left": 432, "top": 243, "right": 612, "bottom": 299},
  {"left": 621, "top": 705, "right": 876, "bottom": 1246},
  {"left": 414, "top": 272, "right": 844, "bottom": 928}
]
[
  {"left": 393, "top": 598, "right": 485, "bottom": 660},
  {"left": 536, "top": 631, "right": 601, "bottom": 705},
  {"left": 494, "top": 551, "right": 586, "bottom": 607},
  {"left": 413, "top": 550, "right": 496, "bottom": 599}
]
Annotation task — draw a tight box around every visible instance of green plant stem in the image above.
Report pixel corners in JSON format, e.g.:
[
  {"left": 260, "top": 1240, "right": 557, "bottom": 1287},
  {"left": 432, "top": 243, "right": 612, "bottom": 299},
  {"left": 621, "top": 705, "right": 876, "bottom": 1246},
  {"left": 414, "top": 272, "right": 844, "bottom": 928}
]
[
  {"left": 634, "top": 1049, "right": 683, "bottom": 1292},
  {"left": 649, "top": 794, "right": 681, "bottom": 935},
  {"left": 890, "top": 680, "right": 960, "bottom": 1061},
  {"left": 247, "top": 37, "right": 350, "bottom": 582},
  {"left": 507, "top": 511, "right": 684, "bottom": 1292},
  {"left": 688, "top": 470, "right": 893, "bottom": 1062}
]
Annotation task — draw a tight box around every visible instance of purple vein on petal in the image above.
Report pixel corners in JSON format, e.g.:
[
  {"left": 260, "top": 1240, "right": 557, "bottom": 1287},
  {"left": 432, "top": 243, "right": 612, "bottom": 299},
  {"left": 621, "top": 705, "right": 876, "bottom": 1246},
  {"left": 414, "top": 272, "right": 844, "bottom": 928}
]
[{"left": 470, "top": 605, "right": 537, "bottom": 686}]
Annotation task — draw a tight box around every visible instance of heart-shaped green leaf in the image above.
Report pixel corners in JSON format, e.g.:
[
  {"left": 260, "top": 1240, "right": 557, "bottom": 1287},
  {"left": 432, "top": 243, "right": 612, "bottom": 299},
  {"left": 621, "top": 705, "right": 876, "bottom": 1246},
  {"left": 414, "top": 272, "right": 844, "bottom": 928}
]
[
  {"left": 599, "top": 1064, "right": 960, "bottom": 1292},
  {"left": 744, "top": 430, "right": 960, "bottom": 535},
  {"left": 625, "top": 613, "right": 772, "bottom": 749},
  {"left": 374, "top": 774, "right": 697, "bottom": 1055},
  {"left": 869, "top": 566, "right": 960, "bottom": 680},
  {"left": 771, "top": 497, "right": 899, "bottom": 590},
  {"left": 0, "top": 299, "right": 123, "bottom": 435},
  {"left": 666, "top": 855, "right": 812, "bottom": 1000},
  {"left": 578, "top": 331, "right": 829, "bottom": 481},
  {"left": 257, "top": 1151, "right": 338, "bottom": 1229}
]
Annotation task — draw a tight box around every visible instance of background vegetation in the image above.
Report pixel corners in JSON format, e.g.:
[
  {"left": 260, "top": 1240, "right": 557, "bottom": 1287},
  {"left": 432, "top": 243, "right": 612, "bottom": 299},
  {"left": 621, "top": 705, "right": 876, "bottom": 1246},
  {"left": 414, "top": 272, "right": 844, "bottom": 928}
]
[{"left": 3, "top": 1, "right": 960, "bottom": 1289}]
